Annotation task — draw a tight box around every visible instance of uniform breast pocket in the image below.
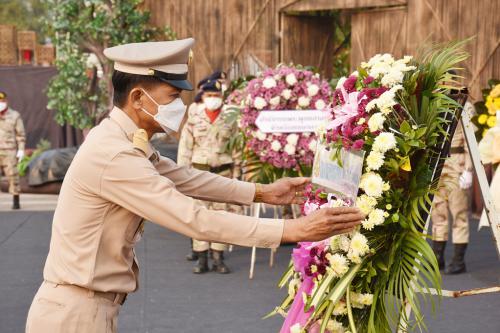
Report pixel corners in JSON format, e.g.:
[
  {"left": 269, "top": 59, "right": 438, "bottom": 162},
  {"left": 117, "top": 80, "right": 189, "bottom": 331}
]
[{"left": 193, "top": 124, "right": 208, "bottom": 138}]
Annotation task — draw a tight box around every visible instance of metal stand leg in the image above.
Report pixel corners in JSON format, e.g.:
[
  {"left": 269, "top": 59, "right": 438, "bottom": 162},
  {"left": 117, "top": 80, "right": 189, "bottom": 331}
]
[{"left": 249, "top": 203, "right": 261, "bottom": 279}]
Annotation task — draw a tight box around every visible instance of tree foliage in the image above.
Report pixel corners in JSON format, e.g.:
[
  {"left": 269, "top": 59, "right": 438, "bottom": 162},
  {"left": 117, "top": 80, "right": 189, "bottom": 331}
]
[{"left": 42, "top": 0, "right": 176, "bottom": 129}]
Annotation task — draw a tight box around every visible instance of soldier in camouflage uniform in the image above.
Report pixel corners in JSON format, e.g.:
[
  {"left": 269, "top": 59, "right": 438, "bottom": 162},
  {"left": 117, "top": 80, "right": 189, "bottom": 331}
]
[
  {"left": 431, "top": 101, "right": 474, "bottom": 275},
  {"left": 0, "top": 91, "right": 26, "bottom": 210},
  {"left": 177, "top": 71, "right": 242, "bottom": 274}
]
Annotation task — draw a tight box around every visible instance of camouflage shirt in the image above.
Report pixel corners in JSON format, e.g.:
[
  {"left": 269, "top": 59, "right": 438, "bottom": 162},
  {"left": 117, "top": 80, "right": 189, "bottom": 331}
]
[
  {"left": 178, "top": 102, "right": 241, "bottom": 178},
  {"left": 0, "top": 108, "right": 25, "bottom": 151}
]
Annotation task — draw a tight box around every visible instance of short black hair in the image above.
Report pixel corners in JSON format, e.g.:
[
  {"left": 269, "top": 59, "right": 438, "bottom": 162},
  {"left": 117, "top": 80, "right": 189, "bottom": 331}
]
[{"left": 112, "top": 70, "right": 163, "bottom": 108}]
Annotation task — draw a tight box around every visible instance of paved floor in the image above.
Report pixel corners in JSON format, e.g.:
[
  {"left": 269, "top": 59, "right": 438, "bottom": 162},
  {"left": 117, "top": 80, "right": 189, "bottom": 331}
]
[{"left": 0, "top": 209, "right": 499, "bottom": 332}]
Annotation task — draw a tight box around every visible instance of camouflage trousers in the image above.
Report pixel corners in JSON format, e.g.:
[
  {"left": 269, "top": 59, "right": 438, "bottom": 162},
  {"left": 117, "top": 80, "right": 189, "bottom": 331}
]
[
  {"left": 192, "top": 167, "right": 243, "bottom": 252},
  {"left": 431, "top": 172, "right": 469, "bottom": 244},
  {"left": 0, "top": 149, "right": 20, "bottom": 195}
]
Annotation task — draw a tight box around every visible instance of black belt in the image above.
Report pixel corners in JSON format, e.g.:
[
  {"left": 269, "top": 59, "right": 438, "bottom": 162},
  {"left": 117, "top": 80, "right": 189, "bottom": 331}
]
[
  {"left": 450, "top": 147, "right": 465, "bottom": 154},
  {"left": 192, "top": 163, "right": 233, "bottom": 173}
]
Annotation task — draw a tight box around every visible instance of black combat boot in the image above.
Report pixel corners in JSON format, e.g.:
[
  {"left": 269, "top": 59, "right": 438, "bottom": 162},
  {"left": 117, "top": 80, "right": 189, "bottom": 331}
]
[
  {"left": 186, "top": 240, "right": 199, "bottom": 261},
  {"left": 432, "top": 241, "right": 446, "bottom": 270},
  {"left": 192, "top": 251, "right": 209, "bottom": 274},
  {"left": 212, "top": 250, "right": 230, "bottom": 274},
  {"left": 12, "top": 195, "right": 20, "bottom": 210},
  {"left": 445, "top": 243, "right": 467, "bottom": 275}
]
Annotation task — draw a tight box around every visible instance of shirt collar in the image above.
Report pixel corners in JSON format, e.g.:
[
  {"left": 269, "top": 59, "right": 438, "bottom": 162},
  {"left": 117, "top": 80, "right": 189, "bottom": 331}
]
[{"left": 109, "top": 107, "right": 159, "bottom": 162}]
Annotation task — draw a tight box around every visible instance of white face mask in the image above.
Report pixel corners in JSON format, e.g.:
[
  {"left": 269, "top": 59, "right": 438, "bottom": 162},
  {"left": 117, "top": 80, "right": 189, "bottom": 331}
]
[
  {"left": 0, "top": 102, "right": 7, "bottom": 111},
  {"left": 204, "top": 97, "right": 223, "bottom": 111},
  {"left": 141, "top": 89, "right": 187, "bottom": 133}
]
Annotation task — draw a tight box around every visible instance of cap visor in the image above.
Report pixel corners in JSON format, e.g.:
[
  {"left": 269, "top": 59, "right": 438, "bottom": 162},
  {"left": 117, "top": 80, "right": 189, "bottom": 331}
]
[{"left": 159, "top": 78, "right": 193, "bottom": 91}]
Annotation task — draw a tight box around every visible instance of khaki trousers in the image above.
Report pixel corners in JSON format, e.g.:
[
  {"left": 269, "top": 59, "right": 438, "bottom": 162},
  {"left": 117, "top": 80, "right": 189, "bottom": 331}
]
[
  {"left": 0, "top": 149, "right": 20, "bottom": 195},
  {"left": 431, "top": 174, "right": 470, "bottom": 244},
  {"left": 26, "top": 281, "right": 121, "bottom": 333}
]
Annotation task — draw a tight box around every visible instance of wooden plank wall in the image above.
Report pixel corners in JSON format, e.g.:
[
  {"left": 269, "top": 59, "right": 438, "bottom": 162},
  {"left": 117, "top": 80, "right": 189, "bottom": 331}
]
[
  {"left": 143, "top": 0, "right": 288, "bottom": 100},
  {"left": 351, "top": 0, "right": 499, "bottom": 100}
]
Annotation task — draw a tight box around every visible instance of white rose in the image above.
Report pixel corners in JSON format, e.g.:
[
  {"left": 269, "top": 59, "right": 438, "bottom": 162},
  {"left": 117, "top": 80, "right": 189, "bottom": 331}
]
[
  {"left": 286, "top": 133, "right": 299, "bottom": 145},
  {"left": 307, "top": 84, "right": 320, "bottom": 97},
  {"left": 360, "top": 172, "right": 384, "bottom": 198},
  {"left": 281, "top": 89, "right": 292, "bottom": 100},
  {"left": 262, "top": 77, "right": 277, "bottom": 89},
  {"left": 253, "top": 96, "right": 267, "bottom": 110},
  {"left": 284, "top": 144, "right": 296, "bottom": 155},
  {"left": 298, "top": 96, "right": 310, "bottom": 108},
  {"left": 368, "top": 112, "right": 386, "bottom": 132},
  {"left": 373, "top": 132, "right": 397, "bottom": 153},
  {"left": 271, "top": 140, "right": 282, "bottom": 152},
  {"left": 285, "top": 73, "right": 297, "bottom": 86},
  {"left": 314, "top": 99, "right": 326, "bottom": 110},
  {"left": 255, "top": 130, "right": 267, "bottom": 141},
  {"left": 308, "top": 139, "right": 317, "bottom": 152},
  {"left": 269, "top": 96, "right": 280, "bottom": 107}
]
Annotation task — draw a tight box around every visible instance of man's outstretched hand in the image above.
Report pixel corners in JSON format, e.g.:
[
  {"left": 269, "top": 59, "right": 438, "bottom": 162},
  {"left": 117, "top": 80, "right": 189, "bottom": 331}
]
[{"left": 257, "top": 177, "right": 310, "bottom": 205}]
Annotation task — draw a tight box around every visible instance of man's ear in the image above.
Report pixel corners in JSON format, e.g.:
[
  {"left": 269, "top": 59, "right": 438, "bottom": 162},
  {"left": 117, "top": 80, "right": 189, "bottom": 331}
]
[{"left": 129, "top": 88, "right": 143, "bottom": 110}]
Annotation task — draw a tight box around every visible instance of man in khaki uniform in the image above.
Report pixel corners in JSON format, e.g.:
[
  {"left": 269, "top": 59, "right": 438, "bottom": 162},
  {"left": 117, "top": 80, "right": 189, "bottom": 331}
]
[
  {"left": 432, "top": 101, "right": 474, "bottom": 275},
  {"left": 0, "top": 91, "right": 25, "bottom": 210},
  {"left": 25, "top": 38, "right": 364, "bottom": 332},
  {"left": 178, "top": 71, "right": 240, "bottom": 274}
]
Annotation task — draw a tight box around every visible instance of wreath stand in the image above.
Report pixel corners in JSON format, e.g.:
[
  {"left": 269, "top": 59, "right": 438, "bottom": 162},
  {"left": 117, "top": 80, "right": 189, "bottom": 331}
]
[{"left": 398, "top": 96, "right": 500, "bottom": 332}]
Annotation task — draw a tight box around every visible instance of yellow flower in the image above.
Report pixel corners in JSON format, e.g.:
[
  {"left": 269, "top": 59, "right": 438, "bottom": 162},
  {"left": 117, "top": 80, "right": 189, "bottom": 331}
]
[
  {"left": 494, "top": 97, "right": 500, "bottom": 110},
  {"left": 486, "top": 96, "right": 496, "bottom": 115},
  {"left": 482, "top": 128, "right": 489, "bottom": 138},
  {"left": 487, "top": 115, "right": 497, "bottom": 128},
  {"left": 490, "top": 84, "right": 500, "bottom": 98},
  {"left": 478, "top": 114, "right": 488, "bottom": 125}
]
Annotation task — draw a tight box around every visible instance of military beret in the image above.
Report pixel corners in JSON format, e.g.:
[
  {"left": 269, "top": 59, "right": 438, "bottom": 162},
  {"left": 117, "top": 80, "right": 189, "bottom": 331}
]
[{"left": 104, "top": 38, "right": 195, "bottom": 91}]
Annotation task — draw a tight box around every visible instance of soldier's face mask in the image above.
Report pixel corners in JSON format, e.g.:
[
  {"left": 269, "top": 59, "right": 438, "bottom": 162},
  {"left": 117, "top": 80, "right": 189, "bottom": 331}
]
[
  {"left": 0, "top": 102, "right": 7, "bottom": 111},
  {"left": 204, "top": 97, "right": 223, "bottom": 111},
  {"left": 140, "top": 89, "right": 187, "bottom": 133}
]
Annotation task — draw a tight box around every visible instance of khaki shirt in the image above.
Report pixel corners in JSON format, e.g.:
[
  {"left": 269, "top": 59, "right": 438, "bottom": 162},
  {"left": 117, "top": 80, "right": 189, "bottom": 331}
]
[
  {"left": 43, "top": 107, "right": 283, "bottom": 293},
  {"left": 177, "top": 103, "right": 238, "bottom": 169},
  {"left": 0, "top": 107, "right": 25, "bottom": 151},
  {"left": 443, "top": 102, "right": 474, "bottom": 176}
]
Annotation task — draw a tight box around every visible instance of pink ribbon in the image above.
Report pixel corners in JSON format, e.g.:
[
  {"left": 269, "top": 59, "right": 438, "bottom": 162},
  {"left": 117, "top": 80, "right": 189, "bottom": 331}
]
[{"left": 280, "top": 278, "right": 315, "bottom": 333}]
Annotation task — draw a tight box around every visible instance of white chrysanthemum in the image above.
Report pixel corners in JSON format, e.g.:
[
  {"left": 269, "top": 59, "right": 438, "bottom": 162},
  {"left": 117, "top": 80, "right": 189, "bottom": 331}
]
[
  {"left": 339, "top": 235, "right": 351, "bottom": 252},
  {"left": 315, "top": 99, "right": 326, "bottom": 110},
  {"left": 286, "top": 133, "right": 299, "bottom": 145},
  {"left": 253, "top": 96, "right": 267, "bottom": 110},
  {"left": 262, "top": 77, "right": 277, "bottom": 89},
  {"left": 327, "top": 253, "right": 349, "bottom": 277},
  {"left": 381, "top": 69, "right": 404, "bottom": 87},
  {"left": 308, "top": 139, "right": 317, "bottom": 152},
  {"left": 347, "top": 250, "right": 362, "bottom": 264},
  {"left": 356, "top": 194, "right": 377, "bottom": 215},
  {"left": 349, "top": 232, "right": 369, "bottom": 257},
  {"left": 350, "top": 292, "right": 374, "bottom": 309},
  {"left": 360, "top": 172, "right": 384, "bottom": 198},
  {"left": 284, "top": 143, "right": 296, "bottom": 155},
  {"left": 269, "top": 96, "right": 280, "bottom": 107},
  {"left": 368, "top": 208, "right": 386, "bottom": 226},
  {"left": 368, "top": 113, "right": 385, "bottom": 132},
  {"left": 307, "top": 84, "right": 320, "bottom": 97},
  {"left": 326, "top": 319, "right": 346, "bottom": 333},
  {"left": 271, "top": 140, "right": 282, "bottom": 152},
  {"left": 281, "top": 89, "right": 292, "bottom": 100},
  {"left": 298, "top": 96, "right": 310, "bottom": 108},
  {"left": 286, "top": 73, "right": 298, "bottom": 86},
  {"left": 366, "top": 151, "right": 385, "bottom": 171},
  {"left": 255, "top": 130, "right": 267, "bottom": 141},
  {"left": 373, "top": 132, "right": 397, "bottom": 153},
  {"left": 362, "top": 218, "right": 376, "bottom": 231},
  {"left": 332, "top": 300, "right": 347, "bottom": 316}
]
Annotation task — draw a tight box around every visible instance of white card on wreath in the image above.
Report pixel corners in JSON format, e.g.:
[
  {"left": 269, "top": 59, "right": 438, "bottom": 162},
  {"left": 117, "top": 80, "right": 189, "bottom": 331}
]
[
  {"left": 312, "top": 142, "right": 365, "bottom": 201},
  {"left": 255, "top": 110, "right": 329, "bottom": 133}
]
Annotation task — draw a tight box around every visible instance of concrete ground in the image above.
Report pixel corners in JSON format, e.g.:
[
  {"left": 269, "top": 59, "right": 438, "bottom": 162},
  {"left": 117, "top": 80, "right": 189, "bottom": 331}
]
[{"left": 0, "top": 202, "right": 499, "bottom": 332}]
